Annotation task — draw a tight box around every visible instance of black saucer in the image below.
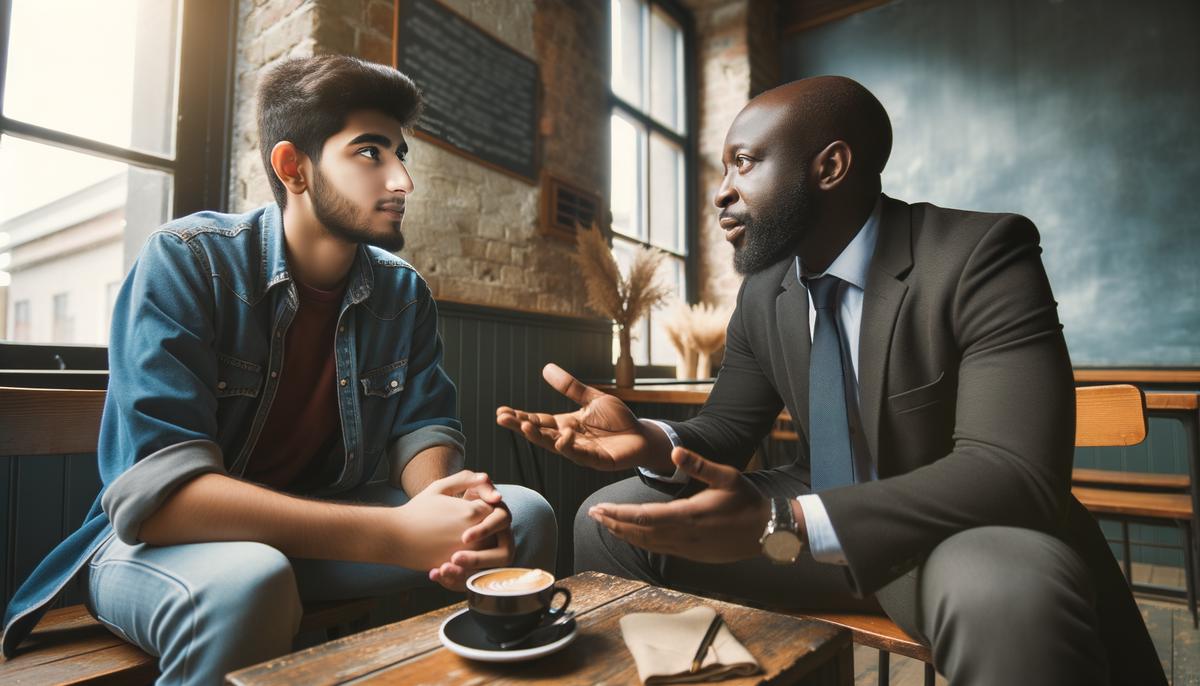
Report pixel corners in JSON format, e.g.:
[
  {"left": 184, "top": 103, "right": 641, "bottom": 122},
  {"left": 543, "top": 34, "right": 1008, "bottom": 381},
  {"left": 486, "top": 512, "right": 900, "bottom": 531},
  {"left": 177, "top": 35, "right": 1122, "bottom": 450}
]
[{"left": 442, "top": 609, "right": 577, "bottom": 653}]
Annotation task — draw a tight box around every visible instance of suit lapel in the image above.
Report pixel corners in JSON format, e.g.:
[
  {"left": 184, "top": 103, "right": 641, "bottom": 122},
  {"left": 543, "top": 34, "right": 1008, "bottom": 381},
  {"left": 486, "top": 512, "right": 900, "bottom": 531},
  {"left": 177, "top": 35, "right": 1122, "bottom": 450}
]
[
  {"left": 859, "top": 196, "right": 913, "bottom": 467},
  {"left": 776, "top": 261, "right": 811, "bottom": 443}
]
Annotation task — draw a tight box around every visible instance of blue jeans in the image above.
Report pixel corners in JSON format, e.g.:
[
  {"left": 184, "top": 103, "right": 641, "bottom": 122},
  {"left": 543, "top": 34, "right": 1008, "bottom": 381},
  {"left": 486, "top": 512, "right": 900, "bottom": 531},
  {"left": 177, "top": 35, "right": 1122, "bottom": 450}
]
[{"left": 85, "top": 483, "right": 557, "bottom": 685}]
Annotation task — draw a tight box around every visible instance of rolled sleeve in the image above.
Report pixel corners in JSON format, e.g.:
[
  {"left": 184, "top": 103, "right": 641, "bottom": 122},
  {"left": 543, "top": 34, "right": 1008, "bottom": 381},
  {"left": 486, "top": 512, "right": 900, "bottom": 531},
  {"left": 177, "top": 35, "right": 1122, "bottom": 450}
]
[
  {"left": 388, "top": 424, "right": 466, "bottom": 478},
  {"left": 101, "top": 439, "right": 225, "bottom": 544}
]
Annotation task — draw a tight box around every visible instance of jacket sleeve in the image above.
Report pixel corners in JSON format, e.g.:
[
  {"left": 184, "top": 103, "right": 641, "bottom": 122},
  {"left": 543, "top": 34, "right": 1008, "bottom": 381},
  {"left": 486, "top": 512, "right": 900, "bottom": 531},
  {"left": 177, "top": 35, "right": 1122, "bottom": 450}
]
[
  {"left": 820, "top": 214, "right": 1076, "bottom": 595},
  {"left": 650, "top": 280, "right": 784, "bottom": 495},
  {"left": 100, "top": 232, "right": 227, "bottom": 544},
  {"left": 386, "top": 285, "right": 465, "bottom": 483}
]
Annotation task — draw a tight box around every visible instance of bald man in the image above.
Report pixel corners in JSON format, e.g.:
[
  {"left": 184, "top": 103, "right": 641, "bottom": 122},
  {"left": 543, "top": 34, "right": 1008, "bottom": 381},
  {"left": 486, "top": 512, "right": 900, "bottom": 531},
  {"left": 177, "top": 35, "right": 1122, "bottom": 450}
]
[{"left": 499, "top": 77, "right": 1164, "bottom": 685}]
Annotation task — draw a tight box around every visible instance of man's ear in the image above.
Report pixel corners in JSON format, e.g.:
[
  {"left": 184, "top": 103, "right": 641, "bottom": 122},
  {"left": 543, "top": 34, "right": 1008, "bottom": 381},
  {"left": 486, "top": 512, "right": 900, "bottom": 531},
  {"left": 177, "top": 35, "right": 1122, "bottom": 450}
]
[
  {"left": 269, "top": 141, "right": 309, "bottom": 196},
  {"left": 813, "top": 140, "right": 852, "bottom": 191}
]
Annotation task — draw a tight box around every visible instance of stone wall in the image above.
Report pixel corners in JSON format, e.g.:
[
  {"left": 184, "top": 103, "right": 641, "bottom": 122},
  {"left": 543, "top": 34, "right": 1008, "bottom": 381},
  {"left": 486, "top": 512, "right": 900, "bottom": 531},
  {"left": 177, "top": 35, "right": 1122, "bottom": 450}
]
[
  {"left": 229, "top": 0, "right": 607, "bottom": 316},
  {"left": 686, "top": 0, "right": 779, "bottom": 308},
  {"left": 229, "top": 0, "right": 779, "bottom": 315}
]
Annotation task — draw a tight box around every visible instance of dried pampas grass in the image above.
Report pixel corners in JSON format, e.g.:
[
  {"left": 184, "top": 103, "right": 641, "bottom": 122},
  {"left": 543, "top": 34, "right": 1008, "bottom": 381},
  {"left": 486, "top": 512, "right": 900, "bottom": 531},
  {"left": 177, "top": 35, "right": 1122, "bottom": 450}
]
[
  {"left": 573, "top": 224, "right": 670, "bottom": 331},
  {"left": 659, "top": 300, "right": 733, "bottom": 379}
]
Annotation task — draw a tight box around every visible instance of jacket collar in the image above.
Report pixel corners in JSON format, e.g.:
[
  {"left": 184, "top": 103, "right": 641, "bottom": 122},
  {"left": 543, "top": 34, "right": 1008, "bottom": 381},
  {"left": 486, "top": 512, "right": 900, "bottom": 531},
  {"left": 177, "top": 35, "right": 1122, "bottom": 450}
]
[{"left": 260, "top": 203, "right": 375, "bottom": 306}]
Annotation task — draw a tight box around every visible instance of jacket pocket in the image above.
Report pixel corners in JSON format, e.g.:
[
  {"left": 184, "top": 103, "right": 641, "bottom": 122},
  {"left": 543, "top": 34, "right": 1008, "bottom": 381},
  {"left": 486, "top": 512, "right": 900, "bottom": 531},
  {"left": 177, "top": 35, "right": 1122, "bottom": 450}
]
[
  {"left": 360, "top": 359, "right": 408, "bottom": 398},
  {"left": 887, "top": 371, "right": 946, "bottom": 414},
  {"left": 215, "top": 353, "right": 263, "bottom": 398}
]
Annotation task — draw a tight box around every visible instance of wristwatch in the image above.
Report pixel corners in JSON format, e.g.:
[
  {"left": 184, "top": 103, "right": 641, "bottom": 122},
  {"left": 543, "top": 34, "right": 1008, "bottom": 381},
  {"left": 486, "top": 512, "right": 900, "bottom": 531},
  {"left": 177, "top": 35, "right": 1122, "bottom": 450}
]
[{"left": 760, "top": 497, "right": 804, "bottom": 564}]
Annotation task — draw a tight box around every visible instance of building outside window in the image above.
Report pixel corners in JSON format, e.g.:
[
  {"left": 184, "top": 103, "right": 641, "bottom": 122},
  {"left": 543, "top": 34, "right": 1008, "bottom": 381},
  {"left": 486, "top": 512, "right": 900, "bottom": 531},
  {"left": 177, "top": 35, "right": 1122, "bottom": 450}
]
[
  {"left": 51, "top": 292, "right": 72, "bottom": 343},
  {"left": 11, "top": 298, "right": 28, "bottom": 341},
  {"left": 609, "top": 0, "right": 696, "bottom": 370},
  {"left": 0, "top": 0, "right": 233, "bottom": 347}
]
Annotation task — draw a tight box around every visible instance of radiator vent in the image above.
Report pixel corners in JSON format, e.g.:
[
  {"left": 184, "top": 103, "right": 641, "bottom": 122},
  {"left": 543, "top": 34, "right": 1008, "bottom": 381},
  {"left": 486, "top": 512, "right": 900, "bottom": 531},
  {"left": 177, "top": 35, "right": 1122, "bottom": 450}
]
[{"left": 540, "top": 174, "right": 602, "bottom": 240}]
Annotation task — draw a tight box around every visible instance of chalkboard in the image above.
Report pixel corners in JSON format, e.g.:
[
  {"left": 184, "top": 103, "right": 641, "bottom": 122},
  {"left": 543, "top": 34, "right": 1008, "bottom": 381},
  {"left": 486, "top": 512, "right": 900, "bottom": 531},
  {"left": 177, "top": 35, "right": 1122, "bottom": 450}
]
[
  {"left": 395, "top": 0, "right": 539, "bottom": 183},
  {"left": 782, "top": 0, "right": 1200, "bottom": 367}
]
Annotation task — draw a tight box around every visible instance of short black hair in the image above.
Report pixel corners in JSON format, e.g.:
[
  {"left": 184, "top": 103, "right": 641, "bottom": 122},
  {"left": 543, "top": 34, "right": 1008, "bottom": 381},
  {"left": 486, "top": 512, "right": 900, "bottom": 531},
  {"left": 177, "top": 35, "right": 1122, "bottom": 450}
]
[{"left": 256, "top": 55, "right": 423, "bottom": 208}]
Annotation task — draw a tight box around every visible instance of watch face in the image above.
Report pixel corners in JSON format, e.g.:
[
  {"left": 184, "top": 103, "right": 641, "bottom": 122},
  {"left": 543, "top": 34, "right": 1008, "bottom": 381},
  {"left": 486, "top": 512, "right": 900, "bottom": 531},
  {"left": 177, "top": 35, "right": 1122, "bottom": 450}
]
[{"left": 763, "top": 530, "right": 802, "bottom": 562}]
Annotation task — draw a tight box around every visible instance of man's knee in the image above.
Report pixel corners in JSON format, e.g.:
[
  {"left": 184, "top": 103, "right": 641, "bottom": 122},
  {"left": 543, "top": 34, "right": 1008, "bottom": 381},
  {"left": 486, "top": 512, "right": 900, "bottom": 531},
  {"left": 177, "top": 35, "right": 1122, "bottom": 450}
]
[
  {"left": 573, "top": 478, "right": 646, "bottom": 556},
  {"left": 497, "top": 484, "right": 558, "bottom": 570},
  {"left": 921, "top": 526, "right": 1098, "bottom": 642},
  {"left": 191, "top": 542, "right": 302, "bottom": 632}
]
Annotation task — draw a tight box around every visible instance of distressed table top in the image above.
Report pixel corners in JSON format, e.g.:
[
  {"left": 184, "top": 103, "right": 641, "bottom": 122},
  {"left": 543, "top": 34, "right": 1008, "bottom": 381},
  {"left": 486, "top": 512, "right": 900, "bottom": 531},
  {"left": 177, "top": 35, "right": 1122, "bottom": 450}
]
[{"left": 226, "top": 571, "right": 851, "bottom": 686}]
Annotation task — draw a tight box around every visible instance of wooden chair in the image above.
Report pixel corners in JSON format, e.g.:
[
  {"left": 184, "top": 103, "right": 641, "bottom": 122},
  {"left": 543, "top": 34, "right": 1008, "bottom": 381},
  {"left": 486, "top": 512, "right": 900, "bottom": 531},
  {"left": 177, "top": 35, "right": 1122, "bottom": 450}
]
[
  {"left": 780, "top": 384, "right": 1157, "bottom": 685},
  {"left": 0, "top": 386, "right": 379, "bottom": 684},
  {"left": 1070, "top": 391, "right": 1199, "bottom": 628}
]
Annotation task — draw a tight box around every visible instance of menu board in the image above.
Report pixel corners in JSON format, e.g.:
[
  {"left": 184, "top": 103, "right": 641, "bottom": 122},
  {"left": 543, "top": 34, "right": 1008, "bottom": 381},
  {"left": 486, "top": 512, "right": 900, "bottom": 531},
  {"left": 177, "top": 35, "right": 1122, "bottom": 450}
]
[{"left": 395, "top": 0, "right": 540, "bottom": 182}]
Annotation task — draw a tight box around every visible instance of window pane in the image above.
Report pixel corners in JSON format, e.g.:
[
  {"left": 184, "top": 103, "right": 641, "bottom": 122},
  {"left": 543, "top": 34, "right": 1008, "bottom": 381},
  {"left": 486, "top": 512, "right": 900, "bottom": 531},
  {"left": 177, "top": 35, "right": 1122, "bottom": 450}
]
[
  {"left": 610, "top": 113, "right": 645, "bottom": 240},
  {"left": 3, "top": 0, "right": 181, "bottom": 157},
  {"left": 648, "top": 133, "right": 684, "bottom": 253},
  {"left": 649, "top": 257, "right": 685, "bottom": 367},
  {"left": 648, "top": 7, "right": 684, "bottom": 132},
  {"left": 1, "top": 136, "right": 172, "bottom": 344},
  {"left": 611, "top": 0, "right": 644, "bottom": 107}
]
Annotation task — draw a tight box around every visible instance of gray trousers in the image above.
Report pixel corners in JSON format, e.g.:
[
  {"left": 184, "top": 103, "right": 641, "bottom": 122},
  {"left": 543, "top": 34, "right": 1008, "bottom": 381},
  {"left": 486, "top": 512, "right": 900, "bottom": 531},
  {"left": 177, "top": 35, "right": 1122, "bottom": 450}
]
[{"left": 575, "top": 473, "right": 1110, "bottom": 686}]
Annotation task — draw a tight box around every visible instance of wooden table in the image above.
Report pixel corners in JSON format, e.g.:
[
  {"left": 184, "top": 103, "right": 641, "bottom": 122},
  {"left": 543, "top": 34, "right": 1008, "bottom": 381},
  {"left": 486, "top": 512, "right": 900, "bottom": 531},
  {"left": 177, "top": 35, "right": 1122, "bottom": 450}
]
[{"left": 226, "top": 572, "right": 852, "bottom": 686}]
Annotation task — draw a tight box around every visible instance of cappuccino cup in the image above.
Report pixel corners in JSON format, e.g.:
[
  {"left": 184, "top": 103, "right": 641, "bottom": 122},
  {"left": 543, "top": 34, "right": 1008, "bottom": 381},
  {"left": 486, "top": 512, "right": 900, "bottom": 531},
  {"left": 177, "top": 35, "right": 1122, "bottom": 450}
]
[{"left": 466, "top": 568, "right": 572, "bottom": 644}]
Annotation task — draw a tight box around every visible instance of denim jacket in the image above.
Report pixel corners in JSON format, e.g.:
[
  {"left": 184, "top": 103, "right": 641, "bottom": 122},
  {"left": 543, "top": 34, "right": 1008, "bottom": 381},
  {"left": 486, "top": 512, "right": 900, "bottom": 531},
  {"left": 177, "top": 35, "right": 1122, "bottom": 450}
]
[{"left": 2, "top": 204, "right": 464, "bottom": 656}]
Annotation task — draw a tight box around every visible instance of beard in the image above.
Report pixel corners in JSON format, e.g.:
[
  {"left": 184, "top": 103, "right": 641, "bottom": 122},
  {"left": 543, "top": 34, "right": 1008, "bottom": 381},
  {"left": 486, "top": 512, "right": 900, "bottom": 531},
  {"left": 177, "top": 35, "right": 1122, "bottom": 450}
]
[
  {"left": 310, "top": 166, "right": 405, "bottom": 252},
  {"left": 730, "top": 181, "right": 812, "bottom": 275}
]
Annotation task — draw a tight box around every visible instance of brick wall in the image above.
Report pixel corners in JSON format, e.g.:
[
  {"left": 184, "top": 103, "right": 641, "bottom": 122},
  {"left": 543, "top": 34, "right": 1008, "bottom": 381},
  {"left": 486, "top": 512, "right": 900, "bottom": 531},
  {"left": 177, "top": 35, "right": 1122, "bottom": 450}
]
[
  {"left": 229, "top": 0, "right": 606, "bottom": 316},
  {"left": 229, "top": 0, "right": 776, "bottom": 315},
  {"left": 686, "top": 0, "right": 779, "bottom": 308}
]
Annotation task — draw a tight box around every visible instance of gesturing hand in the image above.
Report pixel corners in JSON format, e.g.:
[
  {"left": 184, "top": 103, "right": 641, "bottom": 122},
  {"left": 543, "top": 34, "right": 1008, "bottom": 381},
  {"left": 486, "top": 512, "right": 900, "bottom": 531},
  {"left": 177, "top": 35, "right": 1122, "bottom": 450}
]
[
  {"left": 587, "top": 447, "right": 773, "bottom": 564},
  {"left": 496, "top": 363, "right": 673, "bottom": 473}
]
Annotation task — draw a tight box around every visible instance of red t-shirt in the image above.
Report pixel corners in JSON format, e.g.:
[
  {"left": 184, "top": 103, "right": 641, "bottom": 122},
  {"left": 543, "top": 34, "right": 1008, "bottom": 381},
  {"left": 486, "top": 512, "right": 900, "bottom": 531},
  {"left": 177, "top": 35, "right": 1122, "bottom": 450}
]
[{"left": 243, "top": 279, "right": 345, "bottom": 491}]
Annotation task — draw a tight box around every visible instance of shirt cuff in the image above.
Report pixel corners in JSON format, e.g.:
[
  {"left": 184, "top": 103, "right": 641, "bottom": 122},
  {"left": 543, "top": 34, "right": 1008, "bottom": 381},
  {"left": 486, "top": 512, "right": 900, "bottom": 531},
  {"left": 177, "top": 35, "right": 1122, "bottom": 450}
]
[
  {"left": 388, "top": 424, "right": 466, "bottom": 479},
  {"left": 797, "top": 494, "right": 848, "bottom": 565},
  {"left": 101, "top": 439, "right": 226, "bottom": 544},
  {"left": 636, "top": 419, "right": 689, "bottom": 484}
]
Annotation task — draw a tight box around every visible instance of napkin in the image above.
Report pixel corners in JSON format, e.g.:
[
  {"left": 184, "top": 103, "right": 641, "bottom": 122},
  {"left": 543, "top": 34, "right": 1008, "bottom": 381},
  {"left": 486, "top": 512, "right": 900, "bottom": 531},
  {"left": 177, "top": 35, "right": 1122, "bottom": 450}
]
[{"left": 619, "top": 606, "right": 760, "bottom": 685}]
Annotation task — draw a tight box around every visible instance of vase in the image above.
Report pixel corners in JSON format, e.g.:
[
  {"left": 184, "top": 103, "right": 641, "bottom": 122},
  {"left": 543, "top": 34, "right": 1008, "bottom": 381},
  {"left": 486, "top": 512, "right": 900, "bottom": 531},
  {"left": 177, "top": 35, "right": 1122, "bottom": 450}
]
[
  {"left": 676, "top": 348, "right": 698, "bottom": 380},
  {"left": 696, "top": 350, "right": 712, "bottom": 380},
  {"left": 615, "top": 328, "right": 635, "bottom": 388}
]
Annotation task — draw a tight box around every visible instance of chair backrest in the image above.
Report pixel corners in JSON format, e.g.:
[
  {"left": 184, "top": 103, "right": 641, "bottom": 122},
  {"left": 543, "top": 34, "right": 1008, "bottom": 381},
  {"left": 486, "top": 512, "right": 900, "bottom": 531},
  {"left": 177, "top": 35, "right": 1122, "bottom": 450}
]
[
  {"left": 1074, "top": 384, "right": 1148, "bottom": 448},
  {"left": 0, "top": 386, "right": 106, "bottom": 456}
]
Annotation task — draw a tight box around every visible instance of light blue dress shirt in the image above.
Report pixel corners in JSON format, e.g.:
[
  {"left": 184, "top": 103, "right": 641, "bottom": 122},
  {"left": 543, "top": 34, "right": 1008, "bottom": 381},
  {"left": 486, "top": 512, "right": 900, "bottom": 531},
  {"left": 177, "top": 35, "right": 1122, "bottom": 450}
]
[{"left": 642, "top": 195, "right": 883, "bottom": 565}]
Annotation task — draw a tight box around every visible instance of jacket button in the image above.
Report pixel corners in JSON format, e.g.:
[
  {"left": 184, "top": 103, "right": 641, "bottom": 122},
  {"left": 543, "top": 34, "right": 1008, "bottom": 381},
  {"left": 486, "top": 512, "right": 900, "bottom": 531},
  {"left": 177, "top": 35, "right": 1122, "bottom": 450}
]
[
  {"left": 340, "top": 378, "right": 348, "bottom": 387},
  {"left": 390, "top": 379, "right": 399, "bottom": 388},
  {"left": 339, "top": 326, "right": 346, "bottom": 333},
  {"left": 270, "top": 371, "right": 278, "bottom": 379},
  {"left": 217, "top": 381, "right": 227, "bottom": 390}
]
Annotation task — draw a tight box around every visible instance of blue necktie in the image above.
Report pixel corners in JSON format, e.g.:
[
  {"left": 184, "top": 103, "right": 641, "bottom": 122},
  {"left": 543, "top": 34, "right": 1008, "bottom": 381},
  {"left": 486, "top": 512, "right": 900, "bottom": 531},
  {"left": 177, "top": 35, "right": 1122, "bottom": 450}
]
[{"left": 807, "top": 275, "right": 855, "bottom": 491}]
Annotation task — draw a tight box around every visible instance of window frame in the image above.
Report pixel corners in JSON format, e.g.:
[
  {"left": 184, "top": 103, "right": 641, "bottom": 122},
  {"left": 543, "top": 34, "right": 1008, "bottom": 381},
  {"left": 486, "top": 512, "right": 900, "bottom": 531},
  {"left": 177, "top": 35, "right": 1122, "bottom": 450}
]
[
  {"left": 608, "top": 0, "right": 699, "bottom": 369},
  {"left": 0, "top": 0, "right": 236, "bottom": 362}
]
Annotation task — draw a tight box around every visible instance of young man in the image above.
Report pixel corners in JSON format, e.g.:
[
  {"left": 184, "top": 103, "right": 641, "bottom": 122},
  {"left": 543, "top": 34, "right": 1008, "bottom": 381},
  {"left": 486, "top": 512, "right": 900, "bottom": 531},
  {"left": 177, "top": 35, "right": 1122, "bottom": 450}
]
[
  {"left": 500, "top": 77, "right": 1165, "bottom": 685},
  {"left": 2, "top": 55, "right": 557, "bottom": 683}
]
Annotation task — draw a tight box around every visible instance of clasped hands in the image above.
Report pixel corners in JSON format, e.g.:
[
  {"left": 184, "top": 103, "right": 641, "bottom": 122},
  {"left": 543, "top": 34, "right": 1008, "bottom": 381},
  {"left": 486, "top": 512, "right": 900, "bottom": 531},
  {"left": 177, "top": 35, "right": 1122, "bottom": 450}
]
[
  {"left": 402, "top": 470, "right": 515, "bottom": 591},
  {"left": 496, "top": 364, "right": 775, "bottom": 564}
]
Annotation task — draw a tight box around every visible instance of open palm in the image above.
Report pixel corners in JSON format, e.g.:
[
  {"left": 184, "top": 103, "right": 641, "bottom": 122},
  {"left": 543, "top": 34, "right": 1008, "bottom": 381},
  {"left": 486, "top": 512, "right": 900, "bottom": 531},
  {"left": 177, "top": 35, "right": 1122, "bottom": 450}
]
[{"left": 496, "top": 364, "right": 666, "bottom": 472}]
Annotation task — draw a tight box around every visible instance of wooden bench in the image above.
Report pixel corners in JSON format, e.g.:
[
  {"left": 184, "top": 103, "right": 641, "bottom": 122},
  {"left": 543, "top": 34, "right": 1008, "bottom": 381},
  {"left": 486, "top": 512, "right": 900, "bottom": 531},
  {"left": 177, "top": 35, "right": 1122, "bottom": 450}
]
[
  {"left": 784, "top": 384, "right": 1155, "bottom": 685},
  {"left": 0, "top": 386, "right": 380, "bottom": 684}
]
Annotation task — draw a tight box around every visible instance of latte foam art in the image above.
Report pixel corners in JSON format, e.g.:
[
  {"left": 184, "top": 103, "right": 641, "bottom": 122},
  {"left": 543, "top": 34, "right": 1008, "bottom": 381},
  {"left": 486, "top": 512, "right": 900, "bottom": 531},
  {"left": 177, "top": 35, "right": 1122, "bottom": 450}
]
[{"left": 479, "top": 569, "right": 549, "bottom": 591}]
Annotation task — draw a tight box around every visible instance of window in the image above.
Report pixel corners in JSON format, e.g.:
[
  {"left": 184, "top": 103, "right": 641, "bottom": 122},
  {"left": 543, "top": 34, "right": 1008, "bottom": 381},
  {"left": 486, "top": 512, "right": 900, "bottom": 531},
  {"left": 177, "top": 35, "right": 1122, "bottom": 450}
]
[
  {"left": 11, "top": 298, "right": 28, "bottom": 341},
  {"left": 0, "top": 0, "right": 234, "bottom": 346},
  {"left": 609, "top": 0, "right": 695, "bottom": 369},
  {"left": 51, "top": 292, "right": 71, "bottom": 343}
]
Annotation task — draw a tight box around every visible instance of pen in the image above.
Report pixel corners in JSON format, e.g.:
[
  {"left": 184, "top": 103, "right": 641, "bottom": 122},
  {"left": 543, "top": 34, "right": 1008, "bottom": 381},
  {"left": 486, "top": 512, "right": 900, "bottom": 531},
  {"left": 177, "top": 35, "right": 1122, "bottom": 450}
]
[{"left": 690, "top": 612, "right": 724, "bottom": 673}]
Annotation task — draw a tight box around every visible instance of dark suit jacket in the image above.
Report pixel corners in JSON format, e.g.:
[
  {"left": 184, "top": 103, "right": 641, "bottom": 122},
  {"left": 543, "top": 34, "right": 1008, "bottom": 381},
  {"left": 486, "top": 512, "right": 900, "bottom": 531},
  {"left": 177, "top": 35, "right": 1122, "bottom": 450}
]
[{"left": 661, "top": 195, "right": 1159, "bottom": 680}]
